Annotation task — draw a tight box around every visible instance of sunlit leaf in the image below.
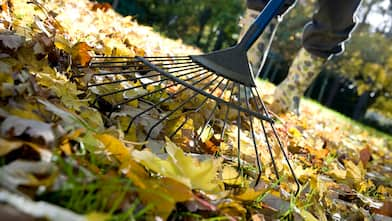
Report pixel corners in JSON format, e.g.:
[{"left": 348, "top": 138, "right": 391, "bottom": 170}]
[
  {"left": 133, "top": 138, "right": 223, "bottom": 193},
  {"left": 71, "top": 42, "right": 92, "bottom": 66}
]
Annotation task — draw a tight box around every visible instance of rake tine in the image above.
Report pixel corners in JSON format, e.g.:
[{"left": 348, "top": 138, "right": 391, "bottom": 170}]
[
  {"left": 245, "top": 87, "right": 262, "bottom": 185},
  {"left": 139, "top": 57, "right": 274, "bottom": 123},
  {"left": 125, "top": 72, "right": 215, "bottom": 133},
  {"left": 88, "top": 60, "right": 143, "bottom": 69},
  {"left": 106, "top": 71, "right": 208, "bottom": 118},
  {"left": 87, "top": 72, "right": 162, "bottom": 87},
  {"left": 250, "top": 89, "right": 280, "bottom": 182},
  {"left": 91, "top": 68, "right": 207, "bottom": 107},
  {"left": 254, "top": 88, "right": 300, "bottom": 195},
  {"left": 113, "top": 71, "right": 208, "bottom": 107},
  {"left": 90, "top": 75, "right": 169, "bottom": 106},
  {"left": 169, "top": 115, "right": 189, "bottom": 139},
  {"left": 160, "top": 64, "right": 202, "bottom": 72},
  {"left": 196, "top": 78, "right": 229, "bottom": 141},
  {"left": 73, "top": 68, "right": 152, "bottom": 78},
  {"left": 155, "top": 62, "right": 196, "bottom": 68},
  {"left": 236, "top": 83, "right": 242, "bottom": 172},
  {"left": 144, "top": 75, "right": 222, "bottom": 141}
]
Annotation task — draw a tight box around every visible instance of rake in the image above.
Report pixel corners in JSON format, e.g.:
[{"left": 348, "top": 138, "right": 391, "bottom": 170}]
[{"left": 74, "top": 0, "right": 300, "bottom": 194}]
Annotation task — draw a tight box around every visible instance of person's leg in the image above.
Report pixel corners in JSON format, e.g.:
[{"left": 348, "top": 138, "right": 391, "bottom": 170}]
[
  {"left": 271, "top": 0, "right": 362, "bottom": 114},
  {"left": 302, "top": 0, "right": 363, "bottom": 58}
]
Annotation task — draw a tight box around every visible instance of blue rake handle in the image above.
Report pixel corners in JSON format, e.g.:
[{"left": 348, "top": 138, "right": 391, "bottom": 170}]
[{"left": 238, "top": 0, "right": 286, "bottom": 51}]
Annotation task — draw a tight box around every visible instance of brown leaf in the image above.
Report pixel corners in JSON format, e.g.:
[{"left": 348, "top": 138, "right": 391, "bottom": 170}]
[
  {"left": 91, "top": 2, "right": 112, "bottom": 12},
  {"left": 71, "top": 42, "right": 92, "bottom": 66},
  {"left": 371, "top": 201, "right": 392, "bottom": 217},
  {"left": 359, "top": 146, "right": 371, "bottom": 166}
]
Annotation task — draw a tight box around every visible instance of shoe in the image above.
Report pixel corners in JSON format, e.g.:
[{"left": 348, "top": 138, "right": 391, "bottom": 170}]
[{"left": 269, "top": 48, "right": 326, "bottom": 114}]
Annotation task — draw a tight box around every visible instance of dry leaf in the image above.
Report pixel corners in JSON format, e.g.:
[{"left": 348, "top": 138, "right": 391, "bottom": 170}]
[
  {"left": 0, "top": 32, "right": 24, "bottom": 51},
  {"left": 71, "top": 42, "right": 92, "bottom": 66},
  {"left": 0, "top": 115, "right": 55, "bottom": 145}
]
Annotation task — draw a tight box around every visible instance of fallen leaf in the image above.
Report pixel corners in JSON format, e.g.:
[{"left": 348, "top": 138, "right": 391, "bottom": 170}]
[
  {"left": 91, "top": 2, "right": 112, "bottom": 12},
  {"left": 0, "top": 138, "right": 24, "bottom": 156},
  {"left": 371, "top": 201, "right": 392, "bottom": 217},
  {"left": 295, "top": 207, "right": 318, "bottom": 221},
  {"left": 359, "top": 146, "right": 371, "bottom": 166},
  {"left": 0, "top": 160, "right": 57, "bottom": 191},
  {"left": 71, "top": 42, "right": 92, "bottom": 66},
  {"left": 0, "top": 115, "right": 55, "bottom": 146},
  {"left": 132, "top": 138, "right": 223, "bottom": 193},
  {"left": 234, "top": 188, "right": 263, "bottom": 201},
  {"left": 0, "top": 32, "right": 24, "bottom": 51},
  {"left": 0, "top": 190, "right": 85, "bottom": 221},
  {"left": 222, "top": 166, "right": 242, "bottom": 185}
]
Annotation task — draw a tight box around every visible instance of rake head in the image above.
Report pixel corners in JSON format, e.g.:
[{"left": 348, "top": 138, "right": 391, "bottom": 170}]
[{"left": 74, "top": 55, "right": 300, "bottom": 194}]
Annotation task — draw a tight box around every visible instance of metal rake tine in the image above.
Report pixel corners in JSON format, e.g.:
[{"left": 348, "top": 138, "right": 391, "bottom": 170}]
[
  {"left": 254, "top": 88, "right": 300, "bottom": 195},
  {"left": 73, "top": 69, "right": 152, "bottom": 78},
  {"left": 160, "top": 64, "right": 203, "bottom": 73},
  {"left": 144, "top": 75, "right": 222, "bottom": 141},
  {"left": 91, "top": 69, "right": 207, "bottom": 107},
  {"left": 139, "top": 57, "right": 274, "bottom": 123},
  {"left": 244, "top": 87, "right": 262, "bottom": 185},
  {"left": 88, "top": 59, "right": 142, "bottom": 68},
  {"left": 250, "top": 89, "right": 280, "bottom": 182},
  {"left": 125, "top": 72, "right": 215, "bottom": 133},
  {"left": 169, "top": 115, "right": 189, "bottom": 139},
  {"left": 156, "top": 62, "right": 197, "bottom": 68},
  {"left": 196, "top": 78, "right": 229, "bottom": 141},
  {"left": 112, "top": 70, "right": 208, "bottom": 108},
  {"left": 87, "top": 72, "right": 162, "bottom": 87},
  {"left": 183, "top": 77, "right": 226, "bottom": 114},
  {"left": 220, "top": 83, "right": 236, "bottom": 141},
  {"left": 236, "top": 83, "right": 242, "bottom": 172},
  {"left": 107, "top": 71, "right": 208, "bottom": 118},
  {"left": 90, "top": 75, "right": 169, "bottom": 106}
]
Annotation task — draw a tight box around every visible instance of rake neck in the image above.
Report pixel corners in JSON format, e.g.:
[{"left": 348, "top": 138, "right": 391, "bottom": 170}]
[{"left": 238, "top": 0, "right": 285, "bottom": 51}]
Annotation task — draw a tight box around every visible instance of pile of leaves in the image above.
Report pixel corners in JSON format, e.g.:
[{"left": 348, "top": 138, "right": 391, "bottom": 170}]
[{"left": 0, "top": 0, "right": 391, "bottom": 220}]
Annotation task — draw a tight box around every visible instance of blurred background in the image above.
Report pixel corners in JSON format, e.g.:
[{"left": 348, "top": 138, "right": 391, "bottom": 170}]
[{"left": 97, "top": 0, "right": 392, "bottom": 134}]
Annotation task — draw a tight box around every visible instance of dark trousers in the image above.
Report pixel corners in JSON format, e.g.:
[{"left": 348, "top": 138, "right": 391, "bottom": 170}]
[{"left": 247, "top": 0, "right": 362, "bottom": 58}]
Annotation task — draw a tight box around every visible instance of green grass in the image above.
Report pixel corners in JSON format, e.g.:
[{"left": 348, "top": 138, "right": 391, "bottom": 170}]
[{"left": 36, "top": 155, "right": 149, "bottom": 220}]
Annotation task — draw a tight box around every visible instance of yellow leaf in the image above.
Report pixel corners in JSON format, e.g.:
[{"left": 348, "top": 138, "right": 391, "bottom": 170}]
[
  {"left": 132, "top": 138, "right": 223, "bottom": 193},
  {"left": 85, "top": 212, "right": 110, "bottom": 221},
  {"left": 218, "top": 201, "right": 247, "bottom": 219},
  {"left": 158, "top": 177, "right": 193, "bottom": 202},
  {"left": 103, "top": 38, "right": 135, "bottom": 56},
  {"left": 344, "top": 160, "right": 365, "bottom": 188},
  {"left": 96, "top": 133, "right": 148, "bottom": 188},
  {"left": 222, "top": 166, "right": 242, "bottom": 185},
  {"left": 234, "top": 188, "right": 263, "bottom": 201},
  {"left": 165, "top": 138, "right": 223, "bottom": 193},
  {"left": 296, "top": 207, "right": 318, "bottom": 221},
  {"left": 79, "top": 107, "right": 104, "bottom": 131},
  {"left": 71, "top": 42, "right": 92, "bottom": 66},
  {"left": 288, "top": 127, "right": 302, "bottom": 139},
  {"left": 96, "top": 134, "right": 132, "bottom": 163},
  {"left": 294, "top": 166, "right": 317, "bottom": 184},
  {"left": 54, "top": 35, "right": 72, "bottom": 53},
  {"left": 197, "top": 125, "right": 213, "bottom": 143},
  {"left": 0, "top": 138, "right": 23, "bottom": 156},
  {"left": 326, "top": 163, "right": 346, "bottom": 181}
]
